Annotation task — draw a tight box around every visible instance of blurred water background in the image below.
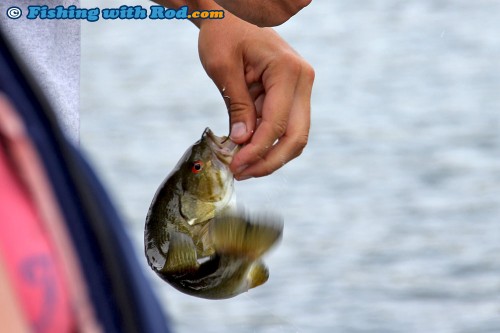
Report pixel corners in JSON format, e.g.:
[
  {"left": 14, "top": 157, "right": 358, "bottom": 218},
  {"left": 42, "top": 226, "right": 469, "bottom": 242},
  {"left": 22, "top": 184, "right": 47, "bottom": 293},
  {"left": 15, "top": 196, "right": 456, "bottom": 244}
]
[{"left": 81, "top": 1, "right": 500, "bottom": 332}]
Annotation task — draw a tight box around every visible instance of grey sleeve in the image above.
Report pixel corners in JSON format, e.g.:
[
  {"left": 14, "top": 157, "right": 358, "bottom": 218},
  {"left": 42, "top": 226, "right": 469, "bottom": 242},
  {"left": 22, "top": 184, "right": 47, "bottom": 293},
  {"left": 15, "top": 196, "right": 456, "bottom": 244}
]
[{"left": 0, "top": 0, "right": 81, "bottom": 144}]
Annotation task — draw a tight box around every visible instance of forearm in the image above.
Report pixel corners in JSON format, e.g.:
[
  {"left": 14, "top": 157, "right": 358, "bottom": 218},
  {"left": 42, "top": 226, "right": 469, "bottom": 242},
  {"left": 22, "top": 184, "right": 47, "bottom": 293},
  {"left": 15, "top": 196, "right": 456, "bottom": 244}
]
[
  {"left": 151, "top": 0, "right": 225, "bottom": 28},
  {"left": 152, "top": 0, "right": 187, "bottom": 8}
]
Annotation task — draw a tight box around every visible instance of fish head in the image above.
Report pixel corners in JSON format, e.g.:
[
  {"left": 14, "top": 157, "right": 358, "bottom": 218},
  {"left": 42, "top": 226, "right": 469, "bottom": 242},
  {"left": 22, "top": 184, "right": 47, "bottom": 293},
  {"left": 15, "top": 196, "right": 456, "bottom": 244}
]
[{"left": 178, "top": 127, "right": 239, "bottom": 205}]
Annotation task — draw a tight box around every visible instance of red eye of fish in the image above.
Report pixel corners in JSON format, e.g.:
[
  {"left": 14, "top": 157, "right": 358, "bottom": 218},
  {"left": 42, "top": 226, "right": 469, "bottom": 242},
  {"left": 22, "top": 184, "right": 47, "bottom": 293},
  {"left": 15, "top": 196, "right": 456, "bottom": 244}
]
[{"left": 192, "top": 160, "right": 203, "bottom": 174}]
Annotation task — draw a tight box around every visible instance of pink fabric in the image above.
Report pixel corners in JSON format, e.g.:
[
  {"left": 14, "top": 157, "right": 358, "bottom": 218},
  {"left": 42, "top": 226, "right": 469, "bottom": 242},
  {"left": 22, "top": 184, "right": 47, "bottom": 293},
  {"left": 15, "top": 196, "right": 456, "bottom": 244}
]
[
  {"left": 0, "top": 94, "right": 101, "bottom": 333},
  {"left": 0, "top": 136, "right": 75, "bottom": 332}
]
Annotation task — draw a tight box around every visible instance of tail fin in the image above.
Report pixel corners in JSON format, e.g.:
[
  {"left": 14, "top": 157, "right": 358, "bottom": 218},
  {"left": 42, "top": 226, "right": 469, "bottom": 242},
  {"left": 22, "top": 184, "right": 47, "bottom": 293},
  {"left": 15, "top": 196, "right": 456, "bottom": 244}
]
[{"left": 209, "top": 210, "right": 283, "bottom": 260}]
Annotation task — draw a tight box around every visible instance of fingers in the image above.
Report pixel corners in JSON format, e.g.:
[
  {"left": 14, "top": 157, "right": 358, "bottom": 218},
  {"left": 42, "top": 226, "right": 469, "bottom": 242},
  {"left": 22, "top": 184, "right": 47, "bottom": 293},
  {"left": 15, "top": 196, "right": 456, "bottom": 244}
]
[
  {"left": 203, "top": 59, "right": 257, "bottom": 144},
  {"left": 196, "top": 14, "right": 314, "bottom": 180},
  {"left": 247, "top": 82, "right": 265, "bottom": 126},
  {"left": 232, "top": 61, "right": 315, "bottom": 180},
  {"left": 229, "top": 53, "right": 299, "bottom": 175},
  {"left": 225, "top": 73, "right": 257, "bottom": 144}
]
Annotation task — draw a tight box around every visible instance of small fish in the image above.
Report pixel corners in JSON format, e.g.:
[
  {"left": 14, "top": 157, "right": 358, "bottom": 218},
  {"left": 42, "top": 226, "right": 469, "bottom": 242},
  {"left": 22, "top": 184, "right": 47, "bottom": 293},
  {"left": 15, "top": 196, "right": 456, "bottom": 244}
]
[{"left": 144, "top": 128, "right": 283, "bottom": 299}]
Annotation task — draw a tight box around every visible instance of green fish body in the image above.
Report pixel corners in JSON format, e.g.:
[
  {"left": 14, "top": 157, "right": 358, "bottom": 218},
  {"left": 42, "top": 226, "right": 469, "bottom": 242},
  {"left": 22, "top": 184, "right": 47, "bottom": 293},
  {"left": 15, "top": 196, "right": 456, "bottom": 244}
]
[{"left": 144, "top": 128, "right": 283, "bottom": 299}]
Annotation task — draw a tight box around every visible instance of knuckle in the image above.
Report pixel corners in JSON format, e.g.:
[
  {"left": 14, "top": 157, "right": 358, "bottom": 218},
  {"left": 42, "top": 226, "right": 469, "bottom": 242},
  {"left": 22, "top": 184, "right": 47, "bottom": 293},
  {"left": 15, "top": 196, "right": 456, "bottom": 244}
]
[
  {"left": 255, "top": 145, "right": 268, "bottom": 160},
  {"left": 244, "top": 142, "right": 267, "bottom": 163},
  {"left": 296, "top": 133, "right": 309, "bottom": 148},
  {"left": 262, "top": 164, "right": 275, "bottom": 177},
  {"left": 229, "top": 101, "right": 252, "bottom": 115},
  {"left": 228, "top": 100, "right": 254, "bottom": 125},
  {"left": 302, "top": 63, "right": 316, "bottom": 84},
  {"left": 256, "top": 163, "right": 275, "bottom": 178},
  {"left": 278, "top": 52, "right": 302, "bottom": 76},
  {"left": 203, "top": 57, "right": 228, "bottom": 77},
  {"left": 292, "top": 134, "right": 309, "bottom": 158},
  {"left": 272, "top": 119, "right": 288, "bottom": 138}
]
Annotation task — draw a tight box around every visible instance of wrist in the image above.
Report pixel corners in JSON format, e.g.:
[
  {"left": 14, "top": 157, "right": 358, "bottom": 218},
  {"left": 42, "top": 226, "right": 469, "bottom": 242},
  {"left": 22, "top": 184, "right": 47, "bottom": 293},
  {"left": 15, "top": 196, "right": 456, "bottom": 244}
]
[
  {"left": 186, "top": 0, "right": 217, "bottom": 11},
  {"left": 152, "top": 0, "right": 188, "bottom": 8},
  {"left": 186, "top": 0, "right": 229, "bottom": 28}
]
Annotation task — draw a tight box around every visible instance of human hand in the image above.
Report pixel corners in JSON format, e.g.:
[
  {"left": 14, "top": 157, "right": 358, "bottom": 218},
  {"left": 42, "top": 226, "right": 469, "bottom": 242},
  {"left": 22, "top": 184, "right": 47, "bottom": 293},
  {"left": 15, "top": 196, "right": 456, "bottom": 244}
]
[
  {"left": 196, "top": 7, "right": 315, "bottom": 180},
  {"left": 214, "top": 0, "right": 312, "bottom": 27}
]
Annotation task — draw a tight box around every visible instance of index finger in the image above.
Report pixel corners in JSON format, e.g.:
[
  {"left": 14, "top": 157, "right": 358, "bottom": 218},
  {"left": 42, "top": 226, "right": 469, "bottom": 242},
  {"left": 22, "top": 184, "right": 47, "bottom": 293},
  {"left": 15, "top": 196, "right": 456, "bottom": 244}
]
[
  {"left": 229, "top": 53, "right": 301, "bottom": 174},
  {"left": 235, "top": 62, "right": 314, "bottom": 179}
]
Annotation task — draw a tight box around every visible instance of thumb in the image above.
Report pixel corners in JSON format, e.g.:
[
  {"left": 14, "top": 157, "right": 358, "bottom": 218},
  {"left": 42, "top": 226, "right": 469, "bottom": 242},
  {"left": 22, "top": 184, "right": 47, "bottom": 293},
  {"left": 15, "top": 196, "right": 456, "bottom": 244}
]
[{"left": 217, "top": 70, "right": 256, "bottom": 144}]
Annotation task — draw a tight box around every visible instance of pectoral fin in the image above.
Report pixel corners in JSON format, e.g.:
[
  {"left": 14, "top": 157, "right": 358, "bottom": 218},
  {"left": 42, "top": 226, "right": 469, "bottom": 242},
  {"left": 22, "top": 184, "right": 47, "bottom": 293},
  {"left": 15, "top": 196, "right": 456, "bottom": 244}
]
[
  {"left": 180, "top": 195, "right": 214, "bottom": 224},
  {"left": 209, "top": 210, "right": 283, "bottom": 260},
  {"left": 163, "top": 231, "right": 199, "bottom": 275}
]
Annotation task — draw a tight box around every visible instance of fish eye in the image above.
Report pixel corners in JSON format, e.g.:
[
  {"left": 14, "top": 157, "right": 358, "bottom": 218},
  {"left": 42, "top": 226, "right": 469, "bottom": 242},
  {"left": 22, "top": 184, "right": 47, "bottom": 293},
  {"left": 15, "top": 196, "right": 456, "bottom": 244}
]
[{"left": 191, "top": 160, "right": 204, "bottom": 174}]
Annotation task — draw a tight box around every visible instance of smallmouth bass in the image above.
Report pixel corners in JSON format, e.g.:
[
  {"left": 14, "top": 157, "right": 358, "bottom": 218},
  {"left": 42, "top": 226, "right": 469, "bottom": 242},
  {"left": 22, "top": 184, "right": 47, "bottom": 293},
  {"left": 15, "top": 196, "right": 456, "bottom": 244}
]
[{"left": 144, "top": 128, "right": 283, "bottom": 299}]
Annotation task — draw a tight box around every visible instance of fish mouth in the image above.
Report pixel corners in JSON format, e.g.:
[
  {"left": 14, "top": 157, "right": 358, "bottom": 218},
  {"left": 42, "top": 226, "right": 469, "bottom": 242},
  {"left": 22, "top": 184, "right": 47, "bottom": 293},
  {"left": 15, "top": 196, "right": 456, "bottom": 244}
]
[{"left": 203, "top": 127, "right": 240, "bottom": 165}]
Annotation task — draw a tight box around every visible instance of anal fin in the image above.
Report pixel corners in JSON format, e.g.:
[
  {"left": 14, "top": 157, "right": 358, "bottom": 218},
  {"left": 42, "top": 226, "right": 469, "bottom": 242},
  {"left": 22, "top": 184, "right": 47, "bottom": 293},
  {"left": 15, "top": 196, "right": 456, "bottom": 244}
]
[{"left": 248, "top": 260, "right": 270, "bottom": 289}]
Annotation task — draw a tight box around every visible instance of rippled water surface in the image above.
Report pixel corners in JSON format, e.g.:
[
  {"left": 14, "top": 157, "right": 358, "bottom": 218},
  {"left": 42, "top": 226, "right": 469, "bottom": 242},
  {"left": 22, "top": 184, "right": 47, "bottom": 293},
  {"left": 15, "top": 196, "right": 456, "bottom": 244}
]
[{"left": 82, "top": 1, "right": 500, "bottom": 332}]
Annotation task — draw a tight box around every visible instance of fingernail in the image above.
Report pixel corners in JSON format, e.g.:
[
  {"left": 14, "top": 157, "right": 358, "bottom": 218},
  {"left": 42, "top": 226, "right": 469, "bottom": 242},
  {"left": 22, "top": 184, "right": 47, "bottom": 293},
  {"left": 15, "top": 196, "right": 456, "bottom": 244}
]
[
  {"left": 230, "top": 122, "right": 247, "bottom": 140},
  {"left": 236, "top": 174, "right": 251, "bottom": 181},
  {"left": 235, "top": 164, "right": 249, "bottom": 175}
]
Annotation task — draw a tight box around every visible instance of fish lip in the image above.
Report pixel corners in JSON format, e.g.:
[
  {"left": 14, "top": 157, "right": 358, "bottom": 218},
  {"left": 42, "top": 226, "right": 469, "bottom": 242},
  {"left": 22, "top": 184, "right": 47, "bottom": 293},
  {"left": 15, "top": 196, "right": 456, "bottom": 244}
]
[{"left": 203, "top": 128, "right": 239, "bottom": 165}]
